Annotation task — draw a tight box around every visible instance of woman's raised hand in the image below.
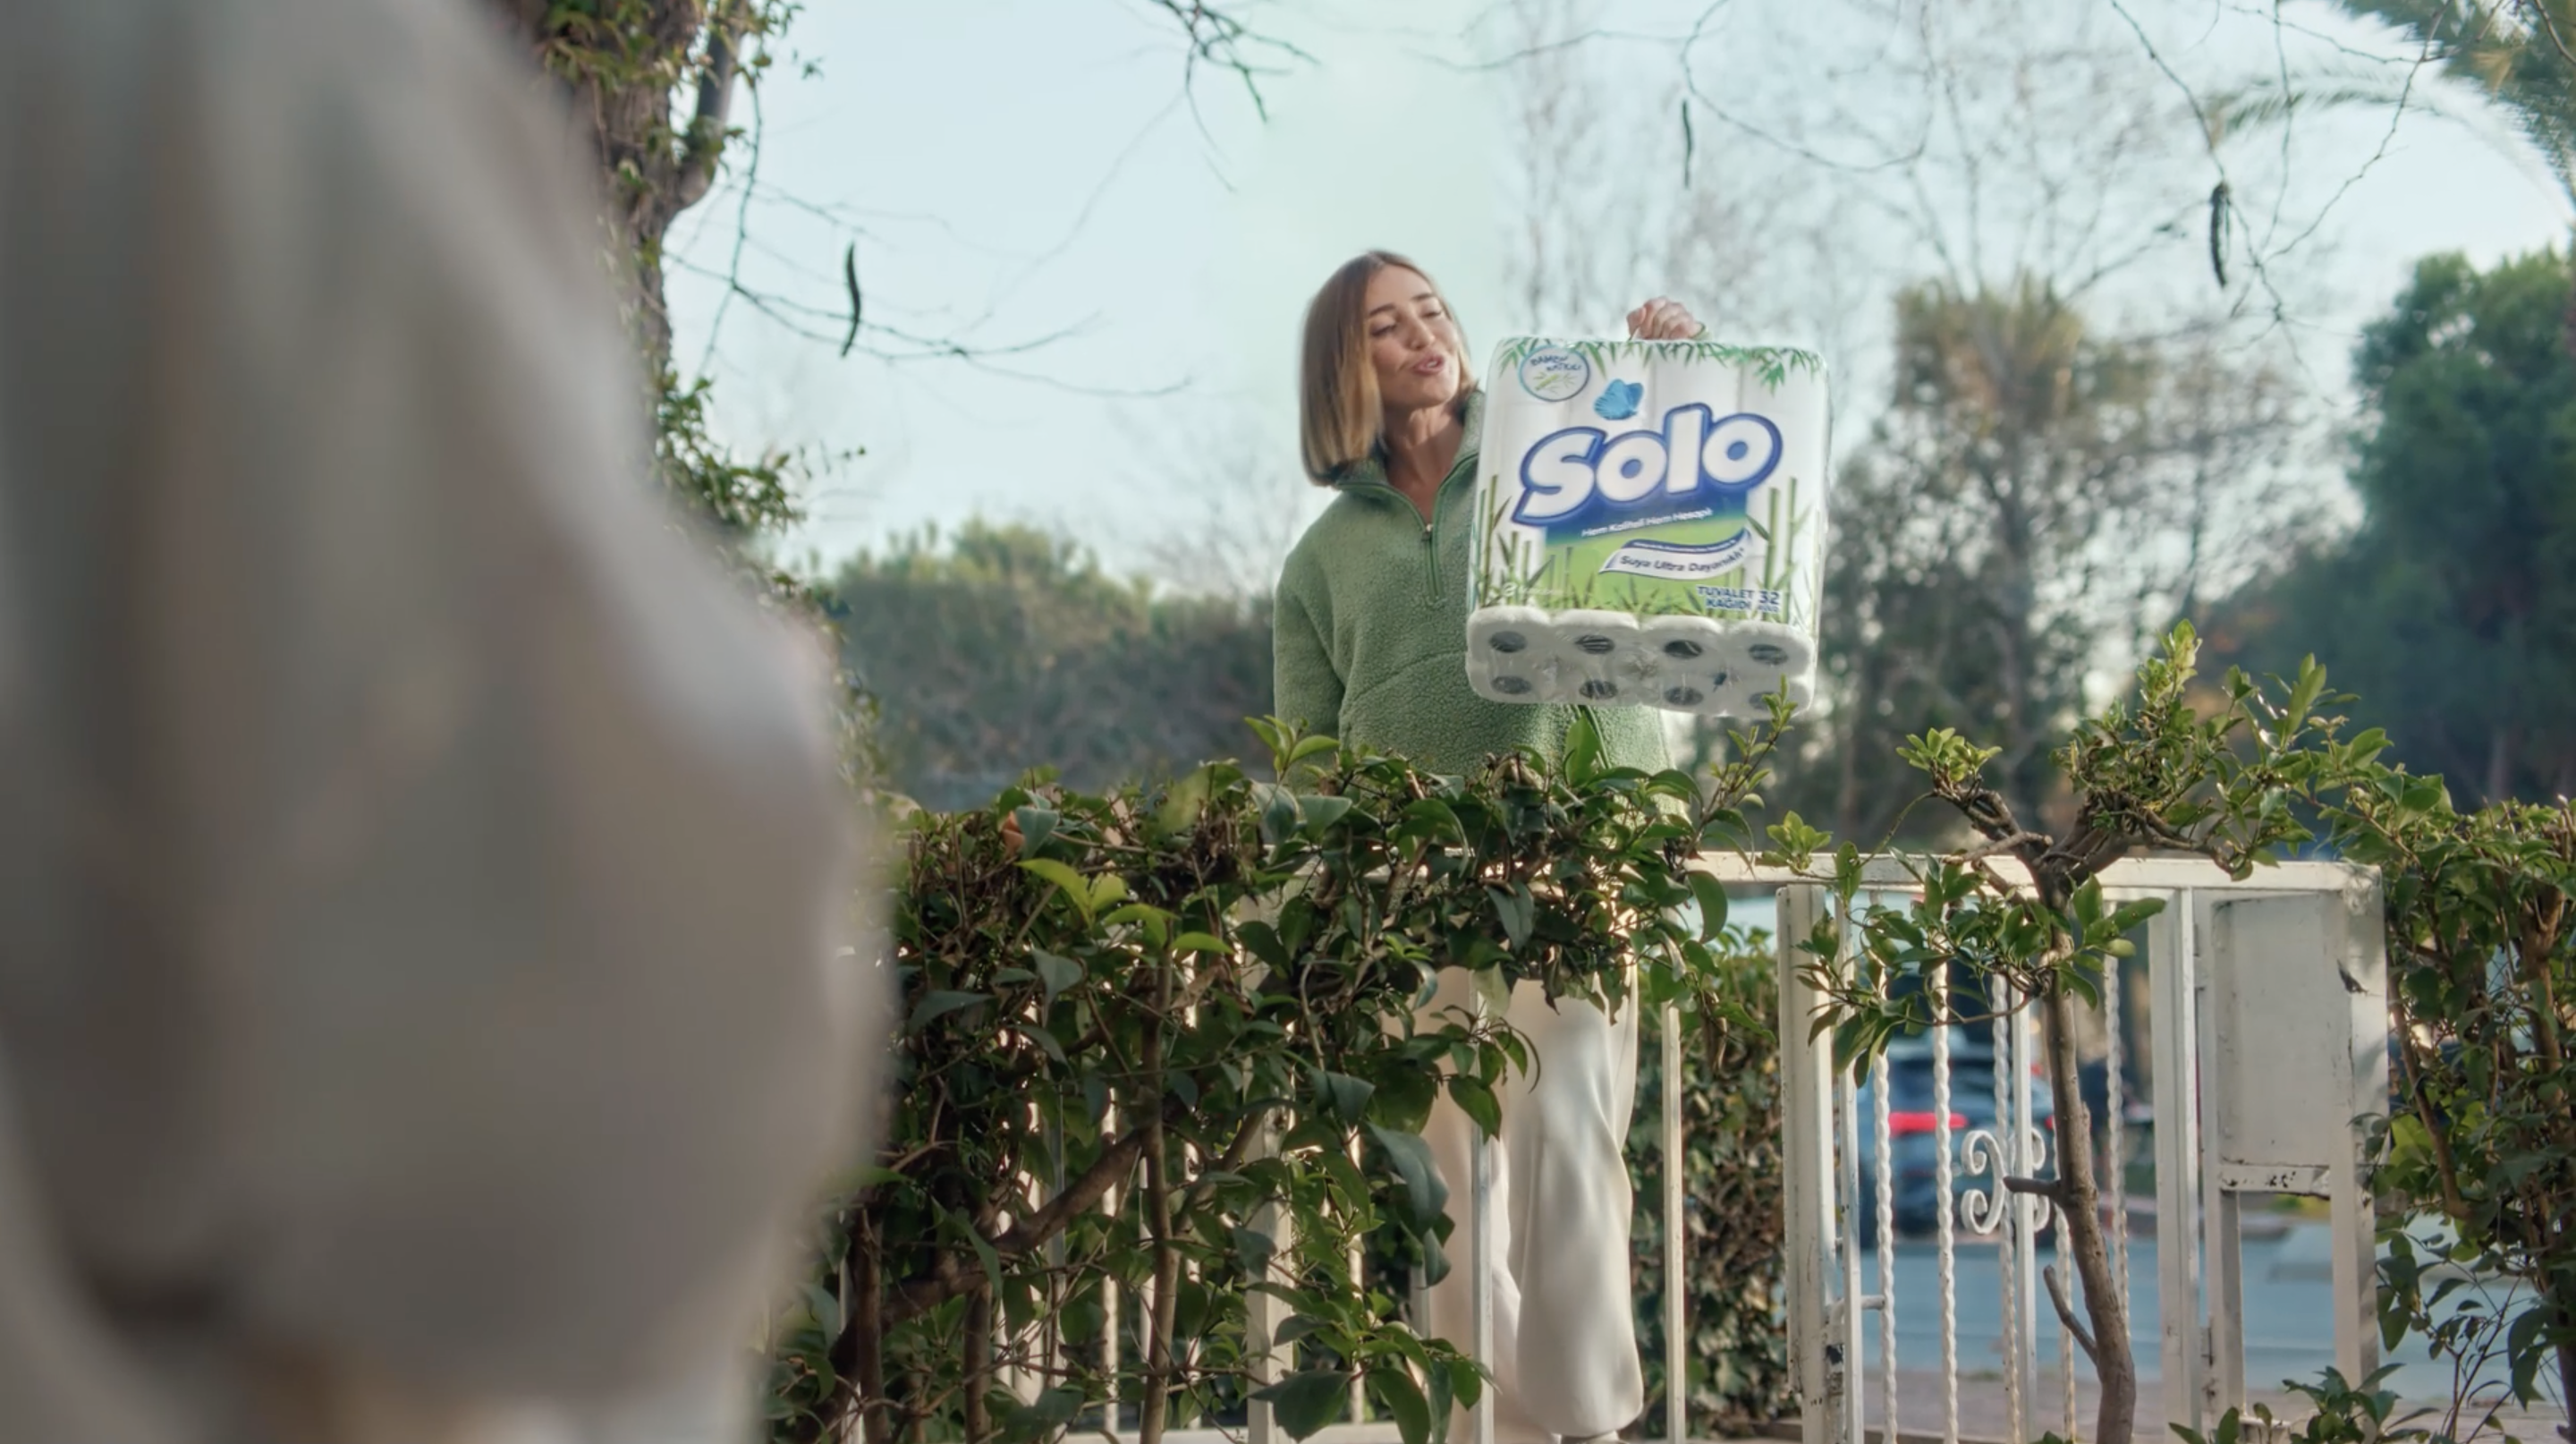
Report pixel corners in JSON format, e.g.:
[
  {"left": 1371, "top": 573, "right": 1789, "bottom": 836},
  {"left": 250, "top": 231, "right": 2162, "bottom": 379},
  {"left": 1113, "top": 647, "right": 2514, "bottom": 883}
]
[{"left": 1625, "top": 296, "right": 1702, "bottom": 341}]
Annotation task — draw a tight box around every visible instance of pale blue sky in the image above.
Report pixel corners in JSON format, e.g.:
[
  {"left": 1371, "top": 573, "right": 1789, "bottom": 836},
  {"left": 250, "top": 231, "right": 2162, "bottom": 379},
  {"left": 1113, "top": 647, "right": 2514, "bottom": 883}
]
[{"left": 664, "top": 0, "right": 2572, "bottom": 588}]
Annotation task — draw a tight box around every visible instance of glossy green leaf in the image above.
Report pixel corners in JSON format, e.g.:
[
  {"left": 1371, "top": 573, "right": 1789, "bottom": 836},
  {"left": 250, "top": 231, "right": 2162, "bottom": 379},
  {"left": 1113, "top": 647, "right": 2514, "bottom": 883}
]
[
  {"left": 1367, "top": 1122, "right": 1447, "bottom": 1229},
  {"left": 1017, "top": 857, "right": 1096, "bottom": 922},
  {"left": 1031, "top": 948, "right": 1083, "bottom": 1002},
  {"left": 1445, "top": 1073, "right": 1502, "bottom": 1139},
  {"left": 1488, "top": 883, "right": 1534, "bottom": 949},
  {"left": 908, "top": 990, "right": 987, "bottom": 1031},
  {"left": 1369, "top": 1364, "right": 1433, "bottom": 1444},
  {"left": 999, "top": 1388, "right": 1082, "bottom": 1443},
  {"left": 1286, "top": 734, "right": 1340, "bottom": 766},
  {"left": 1309, "top": 1067, "right": 1374, "bottom": 1125},
  {"left": 1563, "top": 709, "right": 1604, "bottom": 783},
  {"left": 1298, "top": 794, "right": 1355, "bottom": 832},
  {"left": 1253, "top": 1370, "right": 1352, "bottom": 1440},
  {"left": 1687, "top": 871, "right": 1731, "bottom": 939},
  {"left": 1011, "top": 805, "right": 1058, "bottom": 857}
]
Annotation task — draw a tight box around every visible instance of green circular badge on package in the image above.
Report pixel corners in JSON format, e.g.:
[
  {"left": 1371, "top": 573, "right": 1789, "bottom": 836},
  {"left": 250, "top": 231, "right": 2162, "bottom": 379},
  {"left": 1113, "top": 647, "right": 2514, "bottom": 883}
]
[{"left": 1517, "top": 344, "right": 1590, "bottom": 402}]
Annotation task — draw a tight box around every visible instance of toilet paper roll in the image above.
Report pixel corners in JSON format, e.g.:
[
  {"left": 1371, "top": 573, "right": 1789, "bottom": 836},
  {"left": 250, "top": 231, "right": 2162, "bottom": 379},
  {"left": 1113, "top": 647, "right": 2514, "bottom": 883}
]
[
  {"left": 1468, "top": 606, "right": 1554, "bottom": 667},
  {"left": 1548, "top": 611, "right": 1653, "bottom": 705},
  {"left": 1467, "top": 645, "right": 1556, "bottom": 704},
  {"left": 1732, "top": 619, "right": 1815, "bottom": 675},
  {"left": 1469, "top": 606, "right": 1815, "bottom": 716},
  {"left": 1640, "top": 622, "right": 1815, "bottom": 717},
  {"left": 1549, "top": 610, "right": 1642, "bottom": 660},
  {"left": 1702, "top": 623, "right": 1815, "bottom": 715},
  {"left": 1638, "top": 615, "right": 1726, "bottom": 708},
  {"left": 1467, "top": 606, "right": 1564, "bottom": 704}
]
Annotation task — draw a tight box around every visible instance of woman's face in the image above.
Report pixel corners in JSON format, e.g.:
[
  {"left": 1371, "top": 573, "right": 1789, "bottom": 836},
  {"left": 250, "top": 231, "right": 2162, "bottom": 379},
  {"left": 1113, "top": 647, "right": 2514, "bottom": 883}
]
[{"left": 1362, "top": 266, "right": 1463, "bottom": 415}]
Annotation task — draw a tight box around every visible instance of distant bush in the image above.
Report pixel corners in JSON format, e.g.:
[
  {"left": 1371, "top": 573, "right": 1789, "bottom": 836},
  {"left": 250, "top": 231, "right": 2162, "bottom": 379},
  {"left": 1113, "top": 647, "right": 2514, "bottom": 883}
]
[{"left": 820, "top": 522, "right": 1271, "bottom": 810}]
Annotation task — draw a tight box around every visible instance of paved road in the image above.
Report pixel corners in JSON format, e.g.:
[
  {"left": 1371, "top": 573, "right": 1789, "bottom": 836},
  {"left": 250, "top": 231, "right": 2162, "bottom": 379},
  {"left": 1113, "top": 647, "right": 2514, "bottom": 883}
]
[{"left": 1837, "top": 1224, "right": 2557, "bottom": 1440}]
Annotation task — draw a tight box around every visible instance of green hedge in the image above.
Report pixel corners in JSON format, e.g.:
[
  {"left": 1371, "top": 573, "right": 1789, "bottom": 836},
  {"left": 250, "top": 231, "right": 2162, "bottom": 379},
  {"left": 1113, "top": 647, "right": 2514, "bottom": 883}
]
[{"left": 765, "top": 712, "right": 1798, "bottom": 1444}]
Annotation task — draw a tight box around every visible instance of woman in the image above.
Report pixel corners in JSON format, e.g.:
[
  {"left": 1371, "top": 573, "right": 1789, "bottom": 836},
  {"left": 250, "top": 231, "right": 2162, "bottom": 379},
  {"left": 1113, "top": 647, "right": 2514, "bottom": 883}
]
[{"left": 1272, "top": 251, "right": 1701, "bottom": 1444}]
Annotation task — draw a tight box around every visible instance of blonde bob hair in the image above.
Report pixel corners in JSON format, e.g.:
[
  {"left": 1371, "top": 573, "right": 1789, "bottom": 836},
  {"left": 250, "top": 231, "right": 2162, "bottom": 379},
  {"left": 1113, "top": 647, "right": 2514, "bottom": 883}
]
[{"left": 1298, "top": 251, "right": 1476, "bottom": 482}]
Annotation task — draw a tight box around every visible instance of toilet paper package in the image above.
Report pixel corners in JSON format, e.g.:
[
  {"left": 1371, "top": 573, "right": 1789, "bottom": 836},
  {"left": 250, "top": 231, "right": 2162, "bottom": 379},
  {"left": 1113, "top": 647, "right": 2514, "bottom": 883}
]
[{"left": 1466, "top": 336, "right": 1829, "bottom": 717}]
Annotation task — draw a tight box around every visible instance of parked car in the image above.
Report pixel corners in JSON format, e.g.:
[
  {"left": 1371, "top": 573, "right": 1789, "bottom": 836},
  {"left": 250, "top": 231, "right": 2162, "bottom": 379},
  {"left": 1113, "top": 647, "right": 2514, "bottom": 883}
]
[{"left": 1852, "top": 1024, "right": 2055, "bottom": 1244}]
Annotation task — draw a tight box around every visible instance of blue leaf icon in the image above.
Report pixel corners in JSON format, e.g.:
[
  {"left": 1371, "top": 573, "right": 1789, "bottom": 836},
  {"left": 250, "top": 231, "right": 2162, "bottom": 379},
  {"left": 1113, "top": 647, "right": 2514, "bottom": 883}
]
[{"left": 1594, "top": 378, "right": 1643, "bottom": 420}]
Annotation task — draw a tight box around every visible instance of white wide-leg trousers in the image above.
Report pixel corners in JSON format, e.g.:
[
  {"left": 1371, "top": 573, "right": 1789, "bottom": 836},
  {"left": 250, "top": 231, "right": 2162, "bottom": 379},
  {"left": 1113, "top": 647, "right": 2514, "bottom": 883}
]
[{"left": 1419, "top": 968, "right": 1642, "bottom": 1444}]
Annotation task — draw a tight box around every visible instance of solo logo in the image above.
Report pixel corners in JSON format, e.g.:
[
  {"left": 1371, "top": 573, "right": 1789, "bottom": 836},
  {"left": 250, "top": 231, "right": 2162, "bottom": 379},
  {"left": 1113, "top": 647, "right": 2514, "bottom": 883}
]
[{"left": 1511, "top": 403, "right": 1782, "bottom": 536}]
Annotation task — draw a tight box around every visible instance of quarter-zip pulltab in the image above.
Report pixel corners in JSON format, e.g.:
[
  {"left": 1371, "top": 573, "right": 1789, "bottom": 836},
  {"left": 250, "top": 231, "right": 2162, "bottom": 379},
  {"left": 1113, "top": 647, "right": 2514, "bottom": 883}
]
[
  {"left": 1420, "top": 443, "right": 1479, "bottom": 607},
  {"left": 1420, "top": 484, "right": 1452, "bottom": 605}
]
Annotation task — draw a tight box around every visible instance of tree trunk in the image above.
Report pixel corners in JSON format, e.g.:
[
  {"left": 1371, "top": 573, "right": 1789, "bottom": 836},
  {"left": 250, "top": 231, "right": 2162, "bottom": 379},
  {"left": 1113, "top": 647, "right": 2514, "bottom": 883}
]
[
  {"left": 1139, "top": 1113, "right": 1181, "bottom": 1444},
  {"left": 1138, "top": 959, "right": 1182, "bottom": 1444},
  {"left": 963, "top": 1293, "right": 993, "bottom": 1444},
  {"left": 2046, "top": 982, "right": 2135, "bottom": 1444},
  {"left": 483, "top": 0, "right": 744, "bottom": 378},
  {"left": 853, "top": 1225, "right": 889, "bottom": 1444}
]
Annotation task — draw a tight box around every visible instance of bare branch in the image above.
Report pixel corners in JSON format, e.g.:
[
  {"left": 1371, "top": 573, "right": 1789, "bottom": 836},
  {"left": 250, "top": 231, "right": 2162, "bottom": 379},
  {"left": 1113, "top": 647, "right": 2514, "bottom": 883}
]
[
  {"left": 2526, "top": 0, "right": 2576, "bottom": 71},
  {"left": 1952, "top": 829, "right": 2051, "bottom": 863},
  {"left": 1182, "top": 1105, "right": 1278, "bottom": 1210},
  {"left": 666, "top": 253, "right": 1187, "bottom": 395},
  {"left": 691, "top": 69, "right": 765, "bottom": 377},
  {"left": 1142, "top": 0, "right": 1316, "bottom": 121},
  {"left": 2257, "top": 26, "right": 2439, "bottom": 265},
  {"left": 2043, "top": 1261, "right": 2104, "bottom": 1363},
  {"left": 886, "top": 1094, "right": 1191, "bottom": 1326},
  {"left": 2002, "top": 1173, "right": 2067, "bottom": 1202}
]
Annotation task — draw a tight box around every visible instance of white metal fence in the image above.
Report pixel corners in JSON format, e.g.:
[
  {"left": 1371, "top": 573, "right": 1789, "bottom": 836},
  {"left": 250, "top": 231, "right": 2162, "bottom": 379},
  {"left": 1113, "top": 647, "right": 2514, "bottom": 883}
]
[
  {"left": 1094, "top": 853, "right": 2388, "bottom": 1444},
  {"left": 1759, "top": 854, "right": 2389, "bottom": 1444}
]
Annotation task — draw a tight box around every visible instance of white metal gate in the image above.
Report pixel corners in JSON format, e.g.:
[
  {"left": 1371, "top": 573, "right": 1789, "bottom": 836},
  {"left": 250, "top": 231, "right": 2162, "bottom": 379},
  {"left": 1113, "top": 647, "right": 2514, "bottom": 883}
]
[{"left": 1755, "top": 854, "right": 2390, "bottom": 1444}]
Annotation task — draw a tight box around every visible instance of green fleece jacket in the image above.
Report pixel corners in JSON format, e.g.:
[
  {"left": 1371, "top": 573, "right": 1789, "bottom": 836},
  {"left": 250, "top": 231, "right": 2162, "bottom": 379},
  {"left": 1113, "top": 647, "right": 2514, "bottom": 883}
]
[{"left": 1271, "top": 387, "right": 1673, "bottom": 777}]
